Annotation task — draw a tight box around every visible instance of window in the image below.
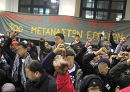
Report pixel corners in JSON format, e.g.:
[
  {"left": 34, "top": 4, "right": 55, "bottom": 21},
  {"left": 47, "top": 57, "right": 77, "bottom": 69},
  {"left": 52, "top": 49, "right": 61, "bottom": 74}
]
[
  {"left": 80, "top": 0, "right": 127, "bottom": 21},
  {"left": 19, "top": 0, "right": 60, "bottom": 15},
  {"left": 45, "top": 8, "right": 50, "bottom": 15},
  {"left": 21, "top": 0, "right": 31, "bottom": 5},
  {"left": 97, "top": 1, "right": 109, "bottom": 9},
  {"left": 83, "top": 0, "right": 95, "bottom": 8},
  {"left": 96, "top": 11, "right": 108, "bottom": 20},
  {"left": 110, "top": 13, "right": 123, "bottom": 21},
  {"left": 20, "top": 8, "right": 30, "bottom": 13},
  {"left": 112, "top": 2, "right": 124, "bottom": 10},
  {"left": 85, "top": 10, "right": 94, "bottom": 18}
]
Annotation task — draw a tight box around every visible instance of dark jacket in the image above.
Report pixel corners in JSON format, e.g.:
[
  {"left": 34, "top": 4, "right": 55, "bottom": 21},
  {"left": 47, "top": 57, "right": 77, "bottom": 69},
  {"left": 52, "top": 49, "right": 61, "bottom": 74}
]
[
  {"left": 75, "top": 47, "right": 97, "bottom": 76},
  {"left": 71, "top": 41, "right": 83, "bottom": 53},
  {"left": 26, "top": 71, "right": 57, "bottom": 92},
  {"left": 28, "top": 50, "right": 38, "bottom": 60},
  {"left": 3, "top": 38, "right": 16, "bottom": 66},
  {"left": 109, "top": 61, "right": 130, "bottom": 89}
]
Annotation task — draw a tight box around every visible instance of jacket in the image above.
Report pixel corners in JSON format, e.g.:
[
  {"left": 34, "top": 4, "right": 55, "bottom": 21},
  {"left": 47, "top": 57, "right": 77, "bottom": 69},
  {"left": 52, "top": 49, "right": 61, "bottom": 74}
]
[
  {"left": 55, "top": 71, "right": 75, "bottom": 92},
  {"left": 26, "top": 71, "right": 57, "bottom": 92},
  {"left": 109, "top": 61, "right": 130, "bottom": 89}
]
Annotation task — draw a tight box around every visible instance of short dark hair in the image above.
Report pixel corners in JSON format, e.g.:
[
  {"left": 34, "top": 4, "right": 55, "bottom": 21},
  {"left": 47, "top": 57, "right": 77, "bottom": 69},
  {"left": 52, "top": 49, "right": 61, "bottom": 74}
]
[
  {"left": 75, "top": 35, "right": 79, "bottom": 37},
  {"left": 55, "top": 33, "right": 64, "bottom": 40},
  {"left": 17, "top": 42, "right": 27, "bottom": 48},
  {"left": 26, "top": 60, "right": 44, "bottom": 73}
]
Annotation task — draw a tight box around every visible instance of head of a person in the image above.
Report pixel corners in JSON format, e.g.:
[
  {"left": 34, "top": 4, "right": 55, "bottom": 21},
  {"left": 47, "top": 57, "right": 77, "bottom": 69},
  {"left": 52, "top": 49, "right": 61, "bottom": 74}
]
[
  {"left": 80, "top": 74, "right": 102, "bottom": 92},
  {"left": 0, "top": 36, "right": 5, "bottom": 42},
  {"left": 27, "top": 44, "right": 31, "bottom": 51},
  {"left": 65, "top": 50, "right": 75, "bottom": 69},
  {"left": 25, "top": 60, "right": 43, "bottom": 81},
  {"left": 2, "top": 83, "right": 16, "bottom": 92},
  {"left": 75, "top": 35, "right": 80, "bottom": 41},
  {"left": 98, "top": 58, "right": 110, "bottom": 75},
  {"left": 10, "top": 41, "right": 19, "bottom": 52},
  {"left": 16, "top": 42, "right": 28, "bottom": 58},
  {"left": 104, "top": 39, "right": 109, "bottom": 46},
  {"left": 55, "top": 33, "right": 64, "bottom": 45}
]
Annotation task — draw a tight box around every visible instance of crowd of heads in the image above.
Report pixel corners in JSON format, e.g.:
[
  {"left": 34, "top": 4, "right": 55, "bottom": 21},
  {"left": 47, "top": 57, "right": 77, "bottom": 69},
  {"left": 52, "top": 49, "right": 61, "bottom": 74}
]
[{"left": 0, "top": 30, "right": 130, "bottom": 92}]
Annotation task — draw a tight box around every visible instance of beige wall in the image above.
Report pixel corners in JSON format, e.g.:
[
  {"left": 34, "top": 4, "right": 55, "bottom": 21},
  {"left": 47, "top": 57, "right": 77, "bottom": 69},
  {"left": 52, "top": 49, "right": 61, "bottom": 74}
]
[
  {"left": 6, "top": 0, "right": 19, "bottom": 12},
  {"left": 0, "top": 0, "right": 19, "bottom": 12},
  {"left": 125, "top": 0, "right": 130, "bottom": 20},
  {"left": 75, "top": 0, "right": 81, "bottom": 17},
  {"left": 58, "top": 0, "right": 76, "bottom": 16}
]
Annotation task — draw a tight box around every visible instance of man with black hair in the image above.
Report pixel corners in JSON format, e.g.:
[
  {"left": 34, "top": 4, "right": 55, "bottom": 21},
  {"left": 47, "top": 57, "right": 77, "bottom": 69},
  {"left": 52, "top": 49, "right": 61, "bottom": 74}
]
[
  {"left": 71, "top": 35, "right": 83, "bottom": 53},
  {"left": 25, "top": 60, "right": 57, "bottom": 92},
  {"left": 3, "top": 31, "right": 32, "bottom": 91}
]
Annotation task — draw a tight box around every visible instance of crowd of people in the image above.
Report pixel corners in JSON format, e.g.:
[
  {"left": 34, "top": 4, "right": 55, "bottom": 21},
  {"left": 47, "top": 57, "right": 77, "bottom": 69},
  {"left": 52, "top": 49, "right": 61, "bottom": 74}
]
[{"left": 0, "top": 30, "right": 130, "bottom": 92}]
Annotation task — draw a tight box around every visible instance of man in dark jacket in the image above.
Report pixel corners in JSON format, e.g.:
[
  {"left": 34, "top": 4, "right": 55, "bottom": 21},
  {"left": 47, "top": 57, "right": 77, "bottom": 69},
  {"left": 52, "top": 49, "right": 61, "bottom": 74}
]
[
  {"left": 71, "top": 35, "right": 83, "bottom": 53},
  {"left": 109, "top": 58, "right": 130, "bottom": 89},
  {"left": 25, "top": 60, "right": 57, "bottom": 92}
]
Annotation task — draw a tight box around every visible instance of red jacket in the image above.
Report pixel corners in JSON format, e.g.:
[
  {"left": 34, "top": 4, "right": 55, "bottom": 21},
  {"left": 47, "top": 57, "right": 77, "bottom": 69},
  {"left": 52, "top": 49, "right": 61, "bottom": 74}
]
[
  {"left": 118, "top": 86, "right": 130, "bottom": 92},
  {"left": 55, "top": 71, "right": 75, "bottom": 92}
]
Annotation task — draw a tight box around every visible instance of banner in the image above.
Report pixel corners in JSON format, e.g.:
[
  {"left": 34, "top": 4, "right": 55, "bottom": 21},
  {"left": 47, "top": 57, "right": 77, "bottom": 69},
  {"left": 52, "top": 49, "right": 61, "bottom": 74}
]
[{"left": 0, "top": 11, "right": 130, "bottom": 44}]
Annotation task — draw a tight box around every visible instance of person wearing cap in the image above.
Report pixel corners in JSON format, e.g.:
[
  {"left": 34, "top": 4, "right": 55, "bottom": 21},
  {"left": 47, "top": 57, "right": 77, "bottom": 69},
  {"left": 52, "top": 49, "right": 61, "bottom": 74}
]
[
  {"left": 41, "top": 43, "right": 83, "bottom": 92},
  {"left": 80, "top": 74, "right": 103, "bottom": 92},
  {"left": 3, "top": 31, "right": 32, "bottom": 91},
  {"left": 75, "top": 39, "right": 117, "bottom": 92},
  {"left": 10, "top": 41, "right": 19, "bottom": 52},
  {"left": 71, "top": 35, "right": 83, "bottom": 53}
]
